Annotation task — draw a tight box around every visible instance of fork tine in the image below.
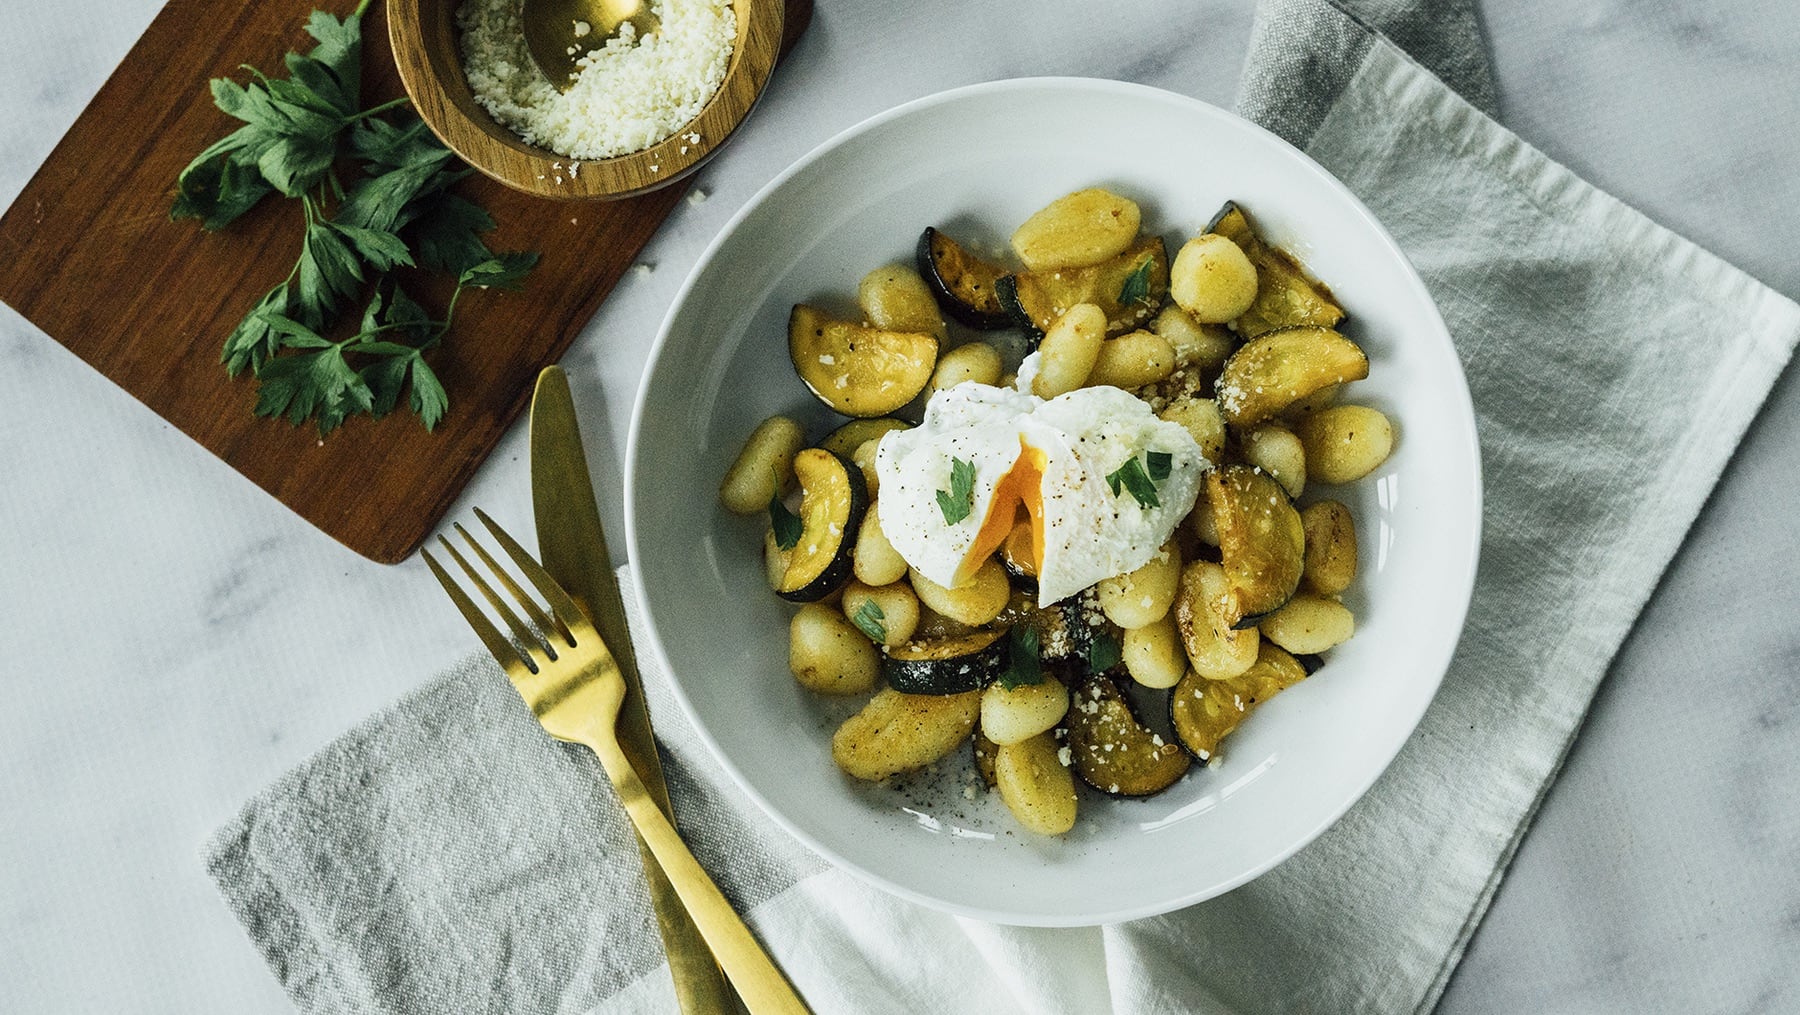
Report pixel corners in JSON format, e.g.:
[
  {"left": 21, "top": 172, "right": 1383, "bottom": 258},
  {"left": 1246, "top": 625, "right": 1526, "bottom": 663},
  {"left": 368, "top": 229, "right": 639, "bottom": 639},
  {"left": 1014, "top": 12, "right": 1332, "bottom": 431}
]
[
  {"left": 439, "top": 534, "right": 551, "bottom": 672},
  {"left": 475, "top": 507, "right": 592, "bottom": 639},
  {"left": 423, "top": 547, "right": 529, "bottom": 674},
  {"left": 454, "top": 521, "right": 566, "bottom": 646}
]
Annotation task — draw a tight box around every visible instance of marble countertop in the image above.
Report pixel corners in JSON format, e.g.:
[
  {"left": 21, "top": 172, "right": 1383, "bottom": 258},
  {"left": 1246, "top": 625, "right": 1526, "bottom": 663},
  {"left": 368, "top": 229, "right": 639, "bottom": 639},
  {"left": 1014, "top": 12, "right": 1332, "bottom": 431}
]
[{"left": 2, "top": 0, "right": 1796, "bottom": 1011}]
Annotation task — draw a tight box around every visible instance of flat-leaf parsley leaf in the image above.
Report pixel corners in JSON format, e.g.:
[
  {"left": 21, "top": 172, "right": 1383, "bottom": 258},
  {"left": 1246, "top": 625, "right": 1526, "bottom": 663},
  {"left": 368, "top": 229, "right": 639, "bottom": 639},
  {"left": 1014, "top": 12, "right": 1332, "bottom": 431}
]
[
  {"left": 1088, "top": 629, "right": 1122, "bottom": 675},
  {"left": 769, "top": 493, "right": 803, "bottom": 550},
  {"left": 850, "top": 600, "right": 887, "bottom": 644},
  {"left": 999, "top": 624, "right": 1044, "bottom": 690},
  {"left": 1106, "top": 455, "right": 1162, "bottom": 509},
  {"left": 936, "top": 457, "right": 977, "bottom": 525},
  {"left": 1117, "top": 255, "right": 1154, "bottom": 307}
]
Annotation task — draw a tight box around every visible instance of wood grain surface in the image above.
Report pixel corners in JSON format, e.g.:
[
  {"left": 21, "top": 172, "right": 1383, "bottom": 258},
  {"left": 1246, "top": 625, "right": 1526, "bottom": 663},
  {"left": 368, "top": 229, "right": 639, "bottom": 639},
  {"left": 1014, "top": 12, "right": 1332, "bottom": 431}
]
[{"left": 0, "top": 0, "right": 812, "bottom": 564}]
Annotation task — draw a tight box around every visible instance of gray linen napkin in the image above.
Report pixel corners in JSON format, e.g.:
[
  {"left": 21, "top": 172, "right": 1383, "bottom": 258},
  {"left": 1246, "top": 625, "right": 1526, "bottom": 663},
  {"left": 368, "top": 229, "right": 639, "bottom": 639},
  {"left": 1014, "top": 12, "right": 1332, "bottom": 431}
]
[{"left": 207, "top": 1, "right": 1800, "bottom": 1012}]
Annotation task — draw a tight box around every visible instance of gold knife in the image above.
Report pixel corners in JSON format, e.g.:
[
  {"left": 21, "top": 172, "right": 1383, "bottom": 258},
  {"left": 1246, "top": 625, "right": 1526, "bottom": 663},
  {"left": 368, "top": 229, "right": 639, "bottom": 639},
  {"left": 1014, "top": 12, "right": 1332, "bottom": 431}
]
[{"left": 529, "top": 366, "right": 741, "bottom": 1014}]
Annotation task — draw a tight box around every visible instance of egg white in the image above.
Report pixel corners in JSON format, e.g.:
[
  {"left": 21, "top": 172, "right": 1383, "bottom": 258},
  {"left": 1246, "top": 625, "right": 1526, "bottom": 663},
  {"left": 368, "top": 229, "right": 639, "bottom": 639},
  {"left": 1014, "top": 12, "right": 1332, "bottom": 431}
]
[{"left": 875, "top": 382, "right": 1207, "bottom": 605}]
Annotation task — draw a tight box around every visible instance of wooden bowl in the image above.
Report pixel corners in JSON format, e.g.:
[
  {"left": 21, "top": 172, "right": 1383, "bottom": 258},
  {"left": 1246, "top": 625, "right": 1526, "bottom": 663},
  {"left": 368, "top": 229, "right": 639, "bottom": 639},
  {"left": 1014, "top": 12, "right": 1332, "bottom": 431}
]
[{"left": 390, "top": 0, "right": 784, "bottom": 199}]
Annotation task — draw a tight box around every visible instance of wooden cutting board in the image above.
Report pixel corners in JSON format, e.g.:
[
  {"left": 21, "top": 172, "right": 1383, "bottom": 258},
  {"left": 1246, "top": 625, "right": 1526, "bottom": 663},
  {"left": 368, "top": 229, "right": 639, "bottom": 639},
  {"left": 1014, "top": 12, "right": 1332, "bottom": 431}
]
[{"left": 0, "top": 0, "right": 811, "bottom": 564}]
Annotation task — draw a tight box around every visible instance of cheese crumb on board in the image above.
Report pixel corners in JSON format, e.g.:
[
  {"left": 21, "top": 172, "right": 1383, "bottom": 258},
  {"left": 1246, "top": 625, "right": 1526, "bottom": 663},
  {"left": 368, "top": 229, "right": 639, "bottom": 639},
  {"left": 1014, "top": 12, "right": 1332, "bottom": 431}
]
[{"left": 458, "top": 0, "right": 734, "bottom": 160}]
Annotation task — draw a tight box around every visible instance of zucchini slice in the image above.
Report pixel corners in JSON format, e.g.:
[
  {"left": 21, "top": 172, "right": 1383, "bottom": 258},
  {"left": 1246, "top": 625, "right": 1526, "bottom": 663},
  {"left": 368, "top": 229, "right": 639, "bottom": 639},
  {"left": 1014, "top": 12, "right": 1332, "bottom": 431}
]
[
  {"left": 1173, "top": 559, "right": 1261, "bottom": 680},
  {"left": 1205, "top": 201, "right": 1346, "bottom": 338},
  {"left": 788, "top": 304, "right": 938, "bottom": 418},
  {"left": 818, "top": 416, "right": 913, "bottom": 458},
  {"left": 1169, "top": 642, "right": 1308, "bottom": 761},
  {"left": 1214, "top": 325, "right": 1369, "bottom": 428},
  {"left": 1208, "top": 465, "right": 1305, "bottom": 628},
  {"left": 917, "top": 227, "right": 1014, "bottom": 329},
  {"left": 775, "top": 449, "right": 868, "bottom": 603},
  {"left": 995, "top": 235, "right": 1168, "bottom": 342},
  {"left": 1065, "top": 678, "right": 1190, "bottom": 797},
  {"left": 885, "top": 628, "right": 1008, "bottom": 695}
]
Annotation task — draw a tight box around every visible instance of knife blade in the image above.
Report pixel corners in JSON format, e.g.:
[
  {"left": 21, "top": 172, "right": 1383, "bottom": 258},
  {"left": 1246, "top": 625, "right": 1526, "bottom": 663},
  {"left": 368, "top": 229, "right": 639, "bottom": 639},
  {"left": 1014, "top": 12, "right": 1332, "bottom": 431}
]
[{"left": 529, "top": 366, "right": 738, "bottom": 1014}]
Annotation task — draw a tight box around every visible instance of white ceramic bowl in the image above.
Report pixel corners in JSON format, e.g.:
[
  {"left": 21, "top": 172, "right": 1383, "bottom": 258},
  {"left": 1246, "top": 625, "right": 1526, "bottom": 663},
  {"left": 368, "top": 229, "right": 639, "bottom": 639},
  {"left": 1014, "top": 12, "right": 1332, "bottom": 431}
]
[{"left": 627, "top": 78, "right": 1481, "bottom": 926}]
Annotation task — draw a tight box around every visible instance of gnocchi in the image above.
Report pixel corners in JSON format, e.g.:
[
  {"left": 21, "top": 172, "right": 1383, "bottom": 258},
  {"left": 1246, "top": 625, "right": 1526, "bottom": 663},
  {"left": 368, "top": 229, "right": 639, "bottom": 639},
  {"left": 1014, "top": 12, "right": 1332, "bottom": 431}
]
[
  {"left": 718, "top": 415, "right": 806, "bottom": 515},
  {"left": 789, "top": 604, "right": 880, "bottom": 695},
  {"left": 1085, "top": 330, "right": 1176, "bottom": 390},
  {"left": 859, "top": 263, "right": 946, "bottom": 340},
  {"left": 1031, "top": 303, "right": 1106, "bottom": 398},
  {"left": 1296, "top": 404, "right": 1394, "bottom": 484},
  {"left": 1170, "top": 233, "right": 1258, "bottom": 323},
  {"left": 1010, "top": 187, "right": 1142, "bottom": 271},
  {"left": 725, "top": 189, "right": 1394, "bottom": 836}
]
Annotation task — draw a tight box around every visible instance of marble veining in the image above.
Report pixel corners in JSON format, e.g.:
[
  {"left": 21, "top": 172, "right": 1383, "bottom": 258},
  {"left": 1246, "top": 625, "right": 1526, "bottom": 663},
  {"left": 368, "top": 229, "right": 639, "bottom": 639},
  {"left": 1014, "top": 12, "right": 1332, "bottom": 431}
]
[{"left": 1, "top": 0, "right": 1797, "bottom": 1012}]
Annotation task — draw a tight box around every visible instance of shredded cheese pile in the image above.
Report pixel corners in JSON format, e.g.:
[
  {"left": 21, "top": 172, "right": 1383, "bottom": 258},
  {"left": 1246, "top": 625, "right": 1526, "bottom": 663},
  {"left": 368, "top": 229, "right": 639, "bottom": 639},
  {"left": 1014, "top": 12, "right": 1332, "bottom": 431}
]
[{"left": 457, "top": 0, "right": 733, "bottom": 161}]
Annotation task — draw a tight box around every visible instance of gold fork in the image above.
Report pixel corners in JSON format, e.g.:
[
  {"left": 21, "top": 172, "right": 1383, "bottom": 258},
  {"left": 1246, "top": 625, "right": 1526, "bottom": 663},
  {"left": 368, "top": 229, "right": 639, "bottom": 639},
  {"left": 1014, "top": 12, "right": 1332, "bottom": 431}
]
[{"left": 424, "top": 509, "right": 809, "bottom": 1015}]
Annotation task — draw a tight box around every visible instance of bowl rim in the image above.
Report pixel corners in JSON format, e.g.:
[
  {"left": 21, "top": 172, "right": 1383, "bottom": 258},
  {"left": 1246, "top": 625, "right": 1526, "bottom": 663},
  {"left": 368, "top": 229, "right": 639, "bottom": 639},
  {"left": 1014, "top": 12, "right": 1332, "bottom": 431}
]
[
  {"left": 624, "top": 75, "right": 1484, "bottom": 925},
  {"left": 389, "top": 0, "right": 784, "bottom": 200}
]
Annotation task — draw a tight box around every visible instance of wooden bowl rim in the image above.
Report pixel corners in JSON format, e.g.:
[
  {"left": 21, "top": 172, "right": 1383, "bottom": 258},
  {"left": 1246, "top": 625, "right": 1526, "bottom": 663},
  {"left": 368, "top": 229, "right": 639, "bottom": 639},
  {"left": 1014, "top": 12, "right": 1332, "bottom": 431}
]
[{"left": 389, "top": 0, "right": 783, "bottom": 200}]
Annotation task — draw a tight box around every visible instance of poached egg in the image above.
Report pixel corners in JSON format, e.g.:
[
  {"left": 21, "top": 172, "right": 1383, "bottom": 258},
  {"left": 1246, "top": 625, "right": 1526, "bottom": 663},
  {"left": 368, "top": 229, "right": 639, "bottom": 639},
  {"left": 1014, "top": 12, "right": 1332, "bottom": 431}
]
[{"left": 875, "top": 382, "right": 1207, "bottom": 605}]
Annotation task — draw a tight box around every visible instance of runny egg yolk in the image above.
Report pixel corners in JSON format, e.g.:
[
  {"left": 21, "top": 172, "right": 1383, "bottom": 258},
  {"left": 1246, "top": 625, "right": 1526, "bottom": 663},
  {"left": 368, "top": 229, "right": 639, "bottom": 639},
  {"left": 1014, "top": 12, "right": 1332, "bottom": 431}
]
[{"left": 955, "top": 439, "right": 1046, "bottom": 584}]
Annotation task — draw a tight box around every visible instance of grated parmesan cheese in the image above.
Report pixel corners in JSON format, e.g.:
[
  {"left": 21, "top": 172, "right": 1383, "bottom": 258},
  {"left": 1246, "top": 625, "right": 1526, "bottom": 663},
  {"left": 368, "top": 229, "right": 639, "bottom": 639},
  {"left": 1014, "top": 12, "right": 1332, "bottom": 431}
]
[{"left": 457, "top": 0, "right": 734, "bottom": 161}]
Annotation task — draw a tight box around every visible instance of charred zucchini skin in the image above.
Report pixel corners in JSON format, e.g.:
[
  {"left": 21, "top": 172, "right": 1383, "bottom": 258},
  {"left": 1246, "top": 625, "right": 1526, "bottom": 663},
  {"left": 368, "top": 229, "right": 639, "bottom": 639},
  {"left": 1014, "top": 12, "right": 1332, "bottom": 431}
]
[
  {"left": 775, "top": 449, "right": 868, "bottom": 604},
  {"left": 1203, "top": 199, "right": 1248, "bottom": 237},
  {"left": 996, "top": 235, "right": 1169, "bottom": 343},
  {"left": 884, "top": 628, "right": 1009, "bottom": 695},
  {"left": 917, "top": 227, "right": 1014, "bottom": 329},
  {"left": 1169, "top": 642, "right": 1309, "bottom": 761},
  {"left": 1064, "top": 677, "right": 1191, "bottom": 797}
]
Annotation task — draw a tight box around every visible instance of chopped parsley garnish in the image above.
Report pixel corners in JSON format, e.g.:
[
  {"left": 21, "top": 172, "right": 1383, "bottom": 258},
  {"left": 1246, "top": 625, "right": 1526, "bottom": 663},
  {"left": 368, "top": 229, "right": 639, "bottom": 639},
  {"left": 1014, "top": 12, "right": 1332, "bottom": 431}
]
[
  {"left": 935, "top": 456, "right": 977, "bottom": 525},
  {"left": 1146, "top": 450, "right": 1172, "bottom": 482},
  {"left": 1087, "top": 629, "right": 1121, "bottom": 675},
  {"left": 1117, "top": 256, "right": 1154, "bottom": 307},
  {"left": 850, "top": 599, "right": 887, "bottom": 644},
  {"left": 1106, "top": 455, "right": 1162, "bottom": 509},
  {"left": 999, "top": 624, "right": 1044, "bottom": 690},
  {"left": 769, "top": 494, "right": 803, "bottom": 550}
]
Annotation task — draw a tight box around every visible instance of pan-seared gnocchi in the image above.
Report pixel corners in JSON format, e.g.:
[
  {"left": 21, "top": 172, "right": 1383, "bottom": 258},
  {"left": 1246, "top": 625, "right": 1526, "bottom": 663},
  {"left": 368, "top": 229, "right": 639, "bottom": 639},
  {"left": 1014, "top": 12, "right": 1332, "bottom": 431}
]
[
  {"left": 1086, "top": 330, "right": 1176, "bottom": 390},
  {"left": 1171, "top": 233, "right": 1258, "bottom": 323},
  {"left": 723, "top": 188, "right": 1391, "bottom": 836},
  {"left": 789, "top": 604, "right": 880, "bottom": 695},
  {"left": 859, "top": 263, "right": 946, "bottom": 340},
  {"left": 1296, "top": 404, "right": 1394, "bottom": 484},
  {"left": 719, "top": 415, "right": 806, "bottom": 515},
  {"left": 1031, "top": 303, "right": 1106, "bottom": 398}
]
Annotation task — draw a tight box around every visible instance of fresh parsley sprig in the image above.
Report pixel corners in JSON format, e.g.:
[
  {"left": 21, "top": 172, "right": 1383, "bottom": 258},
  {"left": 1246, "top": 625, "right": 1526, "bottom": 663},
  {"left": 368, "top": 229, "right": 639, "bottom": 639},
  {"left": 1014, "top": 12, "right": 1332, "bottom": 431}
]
[{"left": 172, "top": 0, "right": 538, "bottom": 436}]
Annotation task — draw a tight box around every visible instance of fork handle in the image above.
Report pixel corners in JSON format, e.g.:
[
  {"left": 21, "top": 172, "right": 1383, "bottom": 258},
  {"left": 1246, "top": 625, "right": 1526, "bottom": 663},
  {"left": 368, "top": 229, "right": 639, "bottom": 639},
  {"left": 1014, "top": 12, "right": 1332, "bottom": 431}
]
[{"left": 589, "top": 740, "right": 811, "bottom": 1015}]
